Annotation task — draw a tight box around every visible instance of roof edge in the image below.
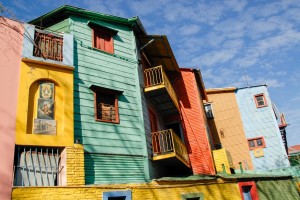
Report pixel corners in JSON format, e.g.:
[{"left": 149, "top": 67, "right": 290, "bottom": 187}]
[
  {"left": 29, "top": 5, "right": 146, "bottom": 35},
  {"left": 206, "top": 87, "right": 236, "bottom": 94}
]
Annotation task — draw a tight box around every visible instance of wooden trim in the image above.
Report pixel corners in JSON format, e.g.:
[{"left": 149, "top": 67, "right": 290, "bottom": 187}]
[
  {"left": 248, "top": 136, "right": 266, "bottom": 150},
  {"left": 254, "top": 93, "right": 268, "bottom": 108},
  {"left": 238, "top": 181, "right": 259, "bottom": 200},
  {"left": 21, "top": 58, "right": 74, "bottom": 71}
]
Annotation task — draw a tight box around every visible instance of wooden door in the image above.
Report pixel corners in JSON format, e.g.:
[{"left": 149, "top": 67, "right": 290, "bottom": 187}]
[{"left": 149, "top": 109, "right": 160, "bottom": 154}]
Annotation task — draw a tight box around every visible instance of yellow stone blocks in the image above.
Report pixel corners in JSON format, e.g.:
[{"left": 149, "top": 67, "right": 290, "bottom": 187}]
[{"left": 66, "top": 144, "right": 85, "bottom": 186}]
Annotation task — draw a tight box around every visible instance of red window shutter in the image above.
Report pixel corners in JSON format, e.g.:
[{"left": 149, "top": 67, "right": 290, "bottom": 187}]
[{"left": 93, "top": 28, "right": 114, "bottom": 53}]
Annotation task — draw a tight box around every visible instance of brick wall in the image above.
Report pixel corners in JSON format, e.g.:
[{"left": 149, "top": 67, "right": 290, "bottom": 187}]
[{"left": 65, "top": 144, "right": 85, "bottom": 186}]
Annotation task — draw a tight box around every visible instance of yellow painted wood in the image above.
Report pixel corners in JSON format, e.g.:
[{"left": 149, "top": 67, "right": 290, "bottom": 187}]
[
  {"left": 144, "top": 84, "right": 165, "bottom": 92},
  {"left": 144, "top": 65, "right": 180, "bottom": 110},
  {"left": 153, "top": 152, "right": 176, "bottom": 160},
  {"left": 213, "top": 149, "right": 232, "bottom": 174},
  {"left": 15, "top": 60, "right": 74, "bottom": 146}
]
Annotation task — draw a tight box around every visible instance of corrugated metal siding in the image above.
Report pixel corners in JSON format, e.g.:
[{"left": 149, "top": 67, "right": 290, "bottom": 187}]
[
  {"left": 206, "top": 92, "right": 254, "bottom": 170},
  {"left": 49, "top": 16, "right": 148, "bottom": 183},
  {"left": 85, "top": 153, "right": 145, "bottom": 184},
  {"left": 175, "top": 70, "right": 215, "bottom": 175},
  {"left": 235, "top": 86, "right": 290, "bottom": 170}
]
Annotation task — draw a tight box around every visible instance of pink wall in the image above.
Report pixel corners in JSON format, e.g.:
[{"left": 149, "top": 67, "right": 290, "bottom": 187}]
[{"left": 0, "top": 17, "right": 23, "bottom": 200}]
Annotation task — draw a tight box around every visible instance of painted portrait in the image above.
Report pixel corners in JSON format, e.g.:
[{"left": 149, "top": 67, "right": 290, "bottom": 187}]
[{"left": 37, "top": 99, "right": 54, "bottom": 120}]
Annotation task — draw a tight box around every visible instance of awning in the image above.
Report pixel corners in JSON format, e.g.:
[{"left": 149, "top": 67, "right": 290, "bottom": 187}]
[
  {"left": 87, "top": 20, "right": 118, "bottom": 35},
  {"left": 89, "top": 84, "right": 123, "bottom": 94},
  {"left": 137, "top": 35, "right": 180, "bottom": 72}
]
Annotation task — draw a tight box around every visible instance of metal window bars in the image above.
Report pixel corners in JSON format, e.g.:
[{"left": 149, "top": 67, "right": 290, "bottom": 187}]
[
  {"left": 33, "top": 29, "right": 63, "bottom": 62},
  {"left": 13, "top": 146, "right": 63, "bottom": 186}
]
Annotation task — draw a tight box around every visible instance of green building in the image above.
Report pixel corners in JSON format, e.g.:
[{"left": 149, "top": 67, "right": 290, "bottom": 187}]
[{"left": 30, "top": 5, "right": 150, "bottom": 184}]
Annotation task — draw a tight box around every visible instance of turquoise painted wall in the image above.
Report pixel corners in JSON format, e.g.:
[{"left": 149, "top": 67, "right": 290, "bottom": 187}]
[
  {"left": 47, "top": 15, "right": 149, "bottom": 184},
  {"left": 235, "top": 86, "right": 290, "bottom": 170}
]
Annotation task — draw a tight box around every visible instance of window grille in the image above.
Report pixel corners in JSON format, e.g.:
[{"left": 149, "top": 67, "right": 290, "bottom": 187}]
[
  {"left": 13, "top": 146, "right": 63, "bottom": 186},
  {"left": 33, "top": 29, "right": 63, "bottom": 61}
]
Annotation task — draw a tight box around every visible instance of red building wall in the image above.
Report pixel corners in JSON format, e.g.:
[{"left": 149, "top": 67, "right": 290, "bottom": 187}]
[{"left": 174, "top": 69, "right": 215, "bottom": 175}]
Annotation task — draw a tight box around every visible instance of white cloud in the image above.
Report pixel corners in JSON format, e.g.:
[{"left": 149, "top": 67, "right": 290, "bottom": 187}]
[{"left": 178, "top": 25, "right": 201, "bottom": 36}]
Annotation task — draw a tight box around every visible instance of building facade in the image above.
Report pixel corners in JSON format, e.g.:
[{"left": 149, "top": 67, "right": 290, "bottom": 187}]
[
  {"left": 0, "top": 17, "right": 24, "bottom": 200},
  {"left": 206, "top": 88, "right": 254, "bottom": 172},
  {"left": 235, "top": 85, "right": 290, "bottom": 170},
  {"left": 29, "top": 5, "right": 150, "bottom": 184}
]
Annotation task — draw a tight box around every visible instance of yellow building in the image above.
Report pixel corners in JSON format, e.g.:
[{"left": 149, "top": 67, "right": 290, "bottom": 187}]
[
  {"left": 12, "top": 23, "right": 79, "bottom": 187},
  {"left": 205, "top": 88, "right": 253, "bottom": 171}
]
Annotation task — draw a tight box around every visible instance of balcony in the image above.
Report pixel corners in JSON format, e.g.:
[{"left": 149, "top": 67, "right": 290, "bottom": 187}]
[
  {"left": 22, "top": 24, "right": 73, "bottom": 67},
  {"left": 151, "top": 129, "right": 190, "bottom": 168},
  {"left": 33, "top": 30, "right": 63, "bottom": 62},
  {"left": 144, "top": 65, "right": 180, "bottom": 116}
]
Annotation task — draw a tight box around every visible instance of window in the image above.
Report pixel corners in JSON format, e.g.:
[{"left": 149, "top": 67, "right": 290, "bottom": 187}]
[
  {"left": 238, "top": 181, "right": 259, "bottom": 200},
  {"left": 103, "top": 191, "right": 131, "bottom": 200},
  {"left": 13, "top": 146, "right": 63, "bottom": 186},
  {"left": 88, "top": 21, "right": 118, "bottom": 54},
  {"left": 242, "top": 186, "right": 253, "bottom": 200},
  {"left": 95, "top": 91, "right": 119, "bottom": 123},
  {"left": 91, "top": 85, "right": 122, "bottom": 124},
  {"left": 204, "top": 103, "right": 213, "bottom": 118},
  {"left": 181, "top": 193, "right": 204, "bottom": 200},
  {"left": 247, "top": 137, "right": 266, "bottom": 150},
  {"left": 93, "top": 27, "right": 114, "bottom": 53},
  {"left": 254, "top": 94, "right": 267, "bottom": 108},
  {"left": 33, "top": 29, "right": 63, "bottom": 61}
]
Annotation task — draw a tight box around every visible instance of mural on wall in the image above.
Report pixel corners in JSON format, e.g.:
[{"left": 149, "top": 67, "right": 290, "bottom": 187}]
[{"left": 33, "top": 82, "right": 56, "bottom": 134}]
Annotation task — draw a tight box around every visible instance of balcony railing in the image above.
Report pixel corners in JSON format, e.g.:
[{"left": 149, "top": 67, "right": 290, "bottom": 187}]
[
  {"left": 151, "top": 129, "right": 190, "bottom": 167},
  {"left": 144, "top": 66, "right": 179, "bottom": 111},
  {"left": 33, "top": 30, "right": 63, "bottom": 62}
]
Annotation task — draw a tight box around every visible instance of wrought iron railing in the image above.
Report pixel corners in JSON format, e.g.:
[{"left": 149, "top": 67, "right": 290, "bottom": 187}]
[
  {"left": 13, "top": 146, "right": 63, "bottom": 186},
  {"left": 144, "top": 66, "right": 179, "bottom": 110},
  {"left": 151, "top": 129, "right": 189, "bottom": 165},
  {"left": 33, "top": 29, "right": 63, "bottom": 61}
]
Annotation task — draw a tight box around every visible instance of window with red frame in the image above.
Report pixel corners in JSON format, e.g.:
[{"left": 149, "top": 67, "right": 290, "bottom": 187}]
[
  {"left": 94, "top": 91, "right": 119, "bottom": 123},
  {"left": 93, "top": 27, "right": 114, "bottom": 54},
  {"left": 254, "top": 94, "right": 267, "bottom": 108},
  {"left": 248, "top": 137, "right": 266, "bottom": 150},
  {"left": 238, "top": 181, "right": 259, "bottom": 200}
]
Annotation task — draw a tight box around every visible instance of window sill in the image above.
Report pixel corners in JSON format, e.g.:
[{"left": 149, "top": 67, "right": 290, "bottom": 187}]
[
  {"left": 92, "top": 47, "right": 114, "bottom": 55},
  {"left": 95, "top": 119, "right": 120, "bottom": 124}
]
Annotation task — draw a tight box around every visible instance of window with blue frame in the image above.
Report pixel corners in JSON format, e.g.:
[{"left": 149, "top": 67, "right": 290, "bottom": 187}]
[{"left": 103, "top": 191, "right": 131, "bottom": 200}]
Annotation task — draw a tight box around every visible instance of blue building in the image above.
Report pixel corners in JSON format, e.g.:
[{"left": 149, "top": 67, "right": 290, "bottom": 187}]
[{"left": 235, "top": 85, "right": 290, "bottom": 170}]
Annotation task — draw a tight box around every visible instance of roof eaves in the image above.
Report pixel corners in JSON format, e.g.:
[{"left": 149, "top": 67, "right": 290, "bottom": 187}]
[{"left": 29, "top": 5, "right": 147, "bottom": 35}]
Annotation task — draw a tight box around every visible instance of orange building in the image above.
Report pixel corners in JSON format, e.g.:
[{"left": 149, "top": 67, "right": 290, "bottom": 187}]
[{"left": 205, "top": 88, "right": 253, "bottom": 171}]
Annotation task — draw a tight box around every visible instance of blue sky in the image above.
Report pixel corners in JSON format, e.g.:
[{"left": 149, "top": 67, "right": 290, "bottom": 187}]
[{"left": 2, "top": 0, "right": 300, "bottom": 146}]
